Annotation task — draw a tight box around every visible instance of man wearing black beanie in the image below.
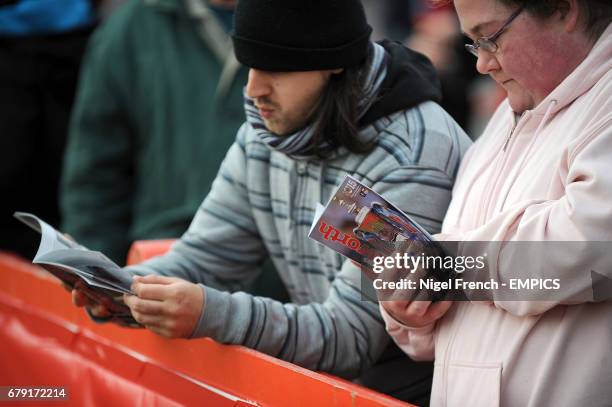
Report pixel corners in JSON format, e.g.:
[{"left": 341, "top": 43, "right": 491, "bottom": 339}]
[{"left": 72, "top": 0, "right": 472, "bottom": 404}]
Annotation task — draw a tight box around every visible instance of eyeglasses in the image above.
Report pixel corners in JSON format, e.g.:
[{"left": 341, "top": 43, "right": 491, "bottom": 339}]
[{"left": 465, "top": 7, "right": 524, "bottom": 57}]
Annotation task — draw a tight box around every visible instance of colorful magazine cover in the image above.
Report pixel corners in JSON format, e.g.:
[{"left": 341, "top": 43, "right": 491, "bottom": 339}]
[{"left": 309, "top": 175, "right": 443, "bottom": 269}]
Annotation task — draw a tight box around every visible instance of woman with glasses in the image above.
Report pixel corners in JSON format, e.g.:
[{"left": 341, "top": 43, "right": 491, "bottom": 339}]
[{"left": 380, "top": 0, "right": 612, "bottom": 405}]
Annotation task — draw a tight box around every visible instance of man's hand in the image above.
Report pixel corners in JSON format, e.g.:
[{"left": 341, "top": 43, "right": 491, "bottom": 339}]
[
  {"left": 63, "top": 281, "right": 113, "bottom": 318},
  {"left": 123, "top": 275, "right": 204, "bottom": 339}
]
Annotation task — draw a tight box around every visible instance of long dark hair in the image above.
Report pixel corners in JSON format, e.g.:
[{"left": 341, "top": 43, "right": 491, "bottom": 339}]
[{"left": 309, "top": 63, "right": 377, "bottom": 158}]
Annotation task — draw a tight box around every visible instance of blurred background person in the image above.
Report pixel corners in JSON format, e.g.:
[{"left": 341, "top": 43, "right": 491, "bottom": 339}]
[
  {"left": 406, "top": 3, "right": 479, "bottom": 130},
  {"left": 0, "top": 0, "right": 99, "bottom": 259},
  {"left": 406, "top": 1, "right": 506, "bottom": 135},
  {"left": 60, "top": 0, "right": 245, "bottom": 264},
  {"left": 363, "top": 0, "right": 505, "bottom": 136},
  {"left": 362, "top": 0, "right": 414, "bottom": 41}
]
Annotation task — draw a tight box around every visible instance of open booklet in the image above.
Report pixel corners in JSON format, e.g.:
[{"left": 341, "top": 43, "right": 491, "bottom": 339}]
[
  {"left": 308, "top": 175, "right": 455, "bottom": 299},
  {"left": 14, "top": 212, "right": 140, "bottom": 327}
]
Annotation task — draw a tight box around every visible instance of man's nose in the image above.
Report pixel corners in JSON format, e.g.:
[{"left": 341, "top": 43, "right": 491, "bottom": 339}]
[{"left": 246, "top": 69, "right": 272, "bottom": 99}]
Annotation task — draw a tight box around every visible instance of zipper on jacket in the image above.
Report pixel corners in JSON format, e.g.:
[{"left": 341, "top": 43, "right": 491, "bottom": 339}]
[
  {"left": 502, "top": 125, "right": 516, "bottom": 152},
  {"left": 479, "top": 112, "right": 528, "bottom": 224},
  {"left": 502, "top": 112, "right": 524, "bottom": 152}
]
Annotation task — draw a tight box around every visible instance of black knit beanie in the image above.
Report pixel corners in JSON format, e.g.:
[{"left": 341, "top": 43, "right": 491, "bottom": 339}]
[{"left": 232, "top": 0, "right": 373, "bottom": 72}]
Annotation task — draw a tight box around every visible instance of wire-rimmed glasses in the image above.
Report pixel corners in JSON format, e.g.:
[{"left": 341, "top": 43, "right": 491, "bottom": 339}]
[{"left": 465, "top": 7, "right": 524, "bottom": 57}]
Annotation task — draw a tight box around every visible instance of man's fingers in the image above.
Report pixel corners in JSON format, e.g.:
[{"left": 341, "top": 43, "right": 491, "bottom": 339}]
[
  {"left": 72, "top": 289, "right": 112, "bottom": 317},
  {"left": 90, "top": 303, "right": 112, "bottom": 318},
  {"left": 72, "top": 281, "right": 100, "bottom": 306},
  {"left": 134, "top": 274, "right": 177, "bottom": 285},
  {"left": 132, "top": 282, "right": 172, "bottom": 300},
  {"left": 61, "top": 282, "right": 74, "bottom": 292},
  {"left": 129, "top": 310, "right": 177, "bottom": 338},
  {"left": 146, "top": 325, "right": 173, "bottom": 338},
  {"left": 131, "top": 311, "right": 165, "bottom": 328},
  {"left": 131, "top": 275, "right": 181, "bottom": 300},
  {"left": 72, "top": 289, "right": 94, "bottom": 307},
  {"left": 72, "top": 289, "right": 86, "bottom": 306},
  {"left": 124, "top": 295, "right": 165, "bottom": 315}
]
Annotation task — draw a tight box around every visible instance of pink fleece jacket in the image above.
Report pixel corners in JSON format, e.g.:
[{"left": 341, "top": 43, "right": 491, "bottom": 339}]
[{"left": 382, "top": 25, "right": 612, "bottom": 406}]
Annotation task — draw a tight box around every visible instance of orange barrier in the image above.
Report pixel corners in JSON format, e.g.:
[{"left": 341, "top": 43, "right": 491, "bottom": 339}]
[
  {"left": 0, "top": 248, "right": 414, "bottom": 407},
  {"left": 126, "top": 239, "right": 176, "bottom": 266}
]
